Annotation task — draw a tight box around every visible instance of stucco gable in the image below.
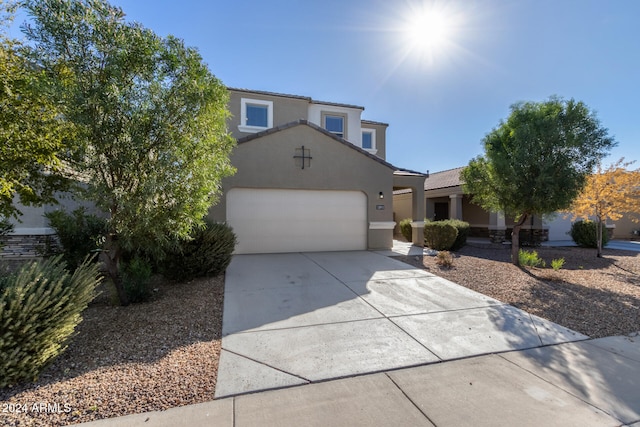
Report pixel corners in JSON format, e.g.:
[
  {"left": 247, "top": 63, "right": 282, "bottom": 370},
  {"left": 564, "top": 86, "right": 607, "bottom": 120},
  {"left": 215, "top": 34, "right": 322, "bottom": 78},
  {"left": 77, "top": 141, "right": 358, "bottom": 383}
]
[{"left": 236, "top": 119, "right": 423, "bottom": 175}]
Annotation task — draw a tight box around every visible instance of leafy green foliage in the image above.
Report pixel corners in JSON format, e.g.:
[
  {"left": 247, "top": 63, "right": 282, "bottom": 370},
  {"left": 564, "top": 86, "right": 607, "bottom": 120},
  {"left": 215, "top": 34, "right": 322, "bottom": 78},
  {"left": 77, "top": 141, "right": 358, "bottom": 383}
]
[
  {"left": 0, "top": 2, "right": 74, "bottom": 219},
  {"left": 570, "top": 220, "right": 609, "bottom": 248},
  {"left": 121, "top": 257, "right": 153, "bottom": 303},
  {"left": 551, "top": 258, "right": 565, "bottom": 271},
  {"left": 0, "top": 255, "right": 100, "bottom": 387},
  {"left": 441, "top": 219, "right": 469, "bottom": 251},
  {"left": 44, "top": 207, "right": 106, "bottom": 271},
  {"left": 518, "top": 249, "right": 546, "bottom": 268},
  {"left": 462, "top": 97, "right": 615, "bottom": 265},
  {"left": 424, "top": 222, "right": 458, "bottom": 251},
  {"left": 23, "top": 0, "right": 235, "bottom": 304},
  {"left": 435, "top": 250, "right": 454, "bottom": 268},
  {"left": 162, "top": 221, "right": 236, "bottom": 281},
  {"left": 399, "top": 218, "right": 413, "bottom": 242}
]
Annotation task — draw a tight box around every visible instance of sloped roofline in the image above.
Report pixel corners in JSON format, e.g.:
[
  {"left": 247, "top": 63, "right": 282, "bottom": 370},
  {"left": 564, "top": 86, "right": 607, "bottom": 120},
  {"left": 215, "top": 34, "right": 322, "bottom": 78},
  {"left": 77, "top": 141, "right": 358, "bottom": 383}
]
[
  {"left": 228, "top": 87, "right": 364, "bottom": 110},
  {"left": 424, "top": 166, "right": 466, "bottom": 191},
  {"left": 361, "top": 119, "right": 389, "bottom": 127},
  {"left": 235, "top": 119, "right": 426, "bottom": 176}
]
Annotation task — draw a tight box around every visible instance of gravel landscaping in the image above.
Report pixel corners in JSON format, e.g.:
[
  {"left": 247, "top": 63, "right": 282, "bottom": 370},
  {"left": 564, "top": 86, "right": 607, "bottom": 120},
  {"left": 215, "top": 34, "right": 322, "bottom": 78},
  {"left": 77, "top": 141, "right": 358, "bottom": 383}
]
[
  {"left": 2, "top": 243, "right": 638, "bottom": 426},
  {"left": 397, "top": 242, "right": 640, "bottom": 339},
  {"left": 0, "top": 274, "right": 224, "bottom": 427}
]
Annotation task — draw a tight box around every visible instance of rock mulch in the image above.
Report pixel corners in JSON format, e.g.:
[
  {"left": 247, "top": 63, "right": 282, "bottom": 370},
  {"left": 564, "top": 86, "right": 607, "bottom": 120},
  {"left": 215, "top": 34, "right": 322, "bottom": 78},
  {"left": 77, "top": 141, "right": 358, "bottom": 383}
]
[
  {"left": 398, "top": 243, "right": 640, "bottom": 339},
  {"left": 0, "top": 275, "right": 224, "bottom": 427}
]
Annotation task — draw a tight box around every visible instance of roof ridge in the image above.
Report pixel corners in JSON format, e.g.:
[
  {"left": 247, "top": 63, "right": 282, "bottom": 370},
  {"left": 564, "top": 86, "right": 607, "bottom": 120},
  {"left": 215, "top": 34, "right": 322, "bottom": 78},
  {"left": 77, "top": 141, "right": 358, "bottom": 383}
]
[
  {"left": 228, "top": 87, "right": 365, "bottom": 110},
  {"left": 430, "top": 166, "right": 466, "bottom": 175},
  {"left": 228, "top": 87, "right": 311, "bottom": 101}
]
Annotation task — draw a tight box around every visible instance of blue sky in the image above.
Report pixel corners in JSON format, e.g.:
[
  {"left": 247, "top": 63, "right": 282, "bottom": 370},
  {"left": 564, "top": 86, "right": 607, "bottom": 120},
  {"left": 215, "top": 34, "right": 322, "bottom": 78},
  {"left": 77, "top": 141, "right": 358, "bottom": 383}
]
[{"left": 11, "top": 0, "right": 640, "bottom": 173}]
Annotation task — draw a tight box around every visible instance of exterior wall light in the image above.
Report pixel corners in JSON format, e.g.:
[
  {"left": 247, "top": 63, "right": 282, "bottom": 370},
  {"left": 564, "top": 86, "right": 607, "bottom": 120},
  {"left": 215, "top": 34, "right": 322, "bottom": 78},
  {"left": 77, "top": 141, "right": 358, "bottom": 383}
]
[{"left": 378, "top": 192, "right": 384, "bottom": 199}]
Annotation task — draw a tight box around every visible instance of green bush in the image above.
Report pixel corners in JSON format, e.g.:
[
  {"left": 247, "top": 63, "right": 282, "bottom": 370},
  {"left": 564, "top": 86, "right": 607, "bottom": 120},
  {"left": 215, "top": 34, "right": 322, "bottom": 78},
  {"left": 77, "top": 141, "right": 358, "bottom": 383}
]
[
  {"left": 0, "top": 255, "right": 100, "bottom": 387},
  {"left": 570, "top": 220, "right": 609, "bottom": 248},
  {"left": 121, "top": 257, "right": 153, "bottom": 303},
  {"left": 45, "top": 207, "right": 107, "bottom": 270},
  {"left": 399, "top": 218, "right": 413, "bottom": 242},
  {"left": 518, "top": 249, "right": 546, "bottom": 267},
  {"left": 424, "top": 222, "right": 458, "bottom": 251},
  {"left": 162, "top": 221, "right": 237, "bottom": 281},
  {"left": 551, "top": 258, "right": 565, "bottom": 271},
  {"left": 441, "top": 219, "right": 470, "bottom": 251}
]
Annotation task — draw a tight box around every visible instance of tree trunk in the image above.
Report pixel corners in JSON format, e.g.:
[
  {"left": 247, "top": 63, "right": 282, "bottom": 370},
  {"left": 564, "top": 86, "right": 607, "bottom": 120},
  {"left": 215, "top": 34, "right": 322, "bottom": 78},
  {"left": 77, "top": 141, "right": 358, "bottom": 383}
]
[
  {"left": 511, "top": 213, "right": 528, "bottom": 266},
  {"left": 101, "top": 233, "right": 129, "bottom": 306},
  {"left": 596, "top": 219, "right": 603, "bottom": 258}
]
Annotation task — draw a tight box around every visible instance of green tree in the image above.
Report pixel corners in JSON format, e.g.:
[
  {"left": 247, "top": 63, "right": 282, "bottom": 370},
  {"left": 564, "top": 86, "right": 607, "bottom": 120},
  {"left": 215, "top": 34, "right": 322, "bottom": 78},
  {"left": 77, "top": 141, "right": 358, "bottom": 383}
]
[
  {"left": 462, "top": 97, "right": 615, "bottom": 265},
  {"left": 0, "top": 0, "right": 73, "bottom": 219},
  {"left": 23, "top": 0, "right": 235, "bottom": 304}
]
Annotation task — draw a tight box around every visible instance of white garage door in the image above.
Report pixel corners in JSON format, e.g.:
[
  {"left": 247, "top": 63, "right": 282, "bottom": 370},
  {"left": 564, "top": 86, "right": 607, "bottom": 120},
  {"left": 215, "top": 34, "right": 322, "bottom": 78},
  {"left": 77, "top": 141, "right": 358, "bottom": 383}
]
[{"left": 227, "top": 188, "right": 367, "bottom": 254}]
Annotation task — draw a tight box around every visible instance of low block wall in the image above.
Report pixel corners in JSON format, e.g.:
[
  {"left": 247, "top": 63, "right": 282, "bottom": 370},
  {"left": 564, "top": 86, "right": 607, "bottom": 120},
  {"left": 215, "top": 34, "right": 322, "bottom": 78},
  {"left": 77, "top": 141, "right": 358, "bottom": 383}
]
[{"left": 0, "top": 234, "right": 58, "bottom": 259}]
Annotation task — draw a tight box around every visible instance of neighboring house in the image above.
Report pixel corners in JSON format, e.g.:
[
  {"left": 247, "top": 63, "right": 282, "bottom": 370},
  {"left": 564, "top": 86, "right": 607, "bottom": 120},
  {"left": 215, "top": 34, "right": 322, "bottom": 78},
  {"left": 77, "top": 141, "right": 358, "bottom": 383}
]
[
  {"left": 208, "top": 88, "right": 427, "bottom": 254},
  {"left": 394, "top": 166, "right": 635, "bottom": 242},
  {"left": 1, "top": 195, "right": 96, "bottom": 258},
  {"left": 394, "top": 167, "right": 545, "bottom": 243}
]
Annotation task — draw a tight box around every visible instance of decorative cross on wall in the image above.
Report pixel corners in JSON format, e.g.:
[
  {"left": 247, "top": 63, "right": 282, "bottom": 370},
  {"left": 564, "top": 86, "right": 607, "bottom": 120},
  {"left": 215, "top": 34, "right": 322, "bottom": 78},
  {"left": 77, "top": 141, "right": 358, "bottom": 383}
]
[{"left": 293, "top": 145, "right": 313, "bottom": 169}]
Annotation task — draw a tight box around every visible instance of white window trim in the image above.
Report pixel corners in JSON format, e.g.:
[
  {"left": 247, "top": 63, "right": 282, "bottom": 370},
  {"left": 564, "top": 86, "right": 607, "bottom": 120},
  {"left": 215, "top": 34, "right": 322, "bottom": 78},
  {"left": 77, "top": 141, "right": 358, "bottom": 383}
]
[
  {"left": 239, "top": 98, "right": 273, "bottom": 133},
  {"left": 322, "top": 112, "right": 347, "bottom": 139},
  {"left": 361, "top": 128, "right": 377, "bottom": 154}
]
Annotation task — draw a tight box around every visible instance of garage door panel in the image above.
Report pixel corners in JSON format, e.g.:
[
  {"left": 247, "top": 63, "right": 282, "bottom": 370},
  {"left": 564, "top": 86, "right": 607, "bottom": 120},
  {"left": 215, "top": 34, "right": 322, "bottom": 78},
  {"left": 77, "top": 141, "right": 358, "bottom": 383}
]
[{"left": 227, "top": 189, "right": 367, "bottom": 254}]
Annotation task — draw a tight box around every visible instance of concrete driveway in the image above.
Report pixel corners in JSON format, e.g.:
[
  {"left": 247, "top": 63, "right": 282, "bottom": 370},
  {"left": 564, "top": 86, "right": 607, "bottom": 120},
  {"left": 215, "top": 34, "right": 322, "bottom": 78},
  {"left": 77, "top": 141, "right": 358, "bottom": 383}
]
[{"left": 215, "top": 251, "right": 588, "bottom": 398}]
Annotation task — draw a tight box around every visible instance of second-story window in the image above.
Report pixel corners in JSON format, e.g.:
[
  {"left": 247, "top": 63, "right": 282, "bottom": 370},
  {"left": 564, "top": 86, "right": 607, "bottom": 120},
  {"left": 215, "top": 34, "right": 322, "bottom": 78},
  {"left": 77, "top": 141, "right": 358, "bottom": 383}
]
[
  {"left": 323, "top": 114, "right": 345, "bottom": 138},
  {"left": 246, "top": 104, "right": 268, "bottom": 127},
  {"left": 239, "top": 98, "right": 273, "bottom": 133},
  {"left": 362, "top": 131, "right": 373, "bottom": 149},
  {"left": 361, "top": 128, "right": 377, "bottom": 154}
]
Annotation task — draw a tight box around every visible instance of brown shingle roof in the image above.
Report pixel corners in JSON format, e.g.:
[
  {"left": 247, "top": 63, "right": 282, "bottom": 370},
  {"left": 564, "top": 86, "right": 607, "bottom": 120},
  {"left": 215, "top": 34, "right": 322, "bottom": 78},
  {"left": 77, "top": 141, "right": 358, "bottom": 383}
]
[{"left": 424, "top": 167, "right": 465, "bottom": 190}]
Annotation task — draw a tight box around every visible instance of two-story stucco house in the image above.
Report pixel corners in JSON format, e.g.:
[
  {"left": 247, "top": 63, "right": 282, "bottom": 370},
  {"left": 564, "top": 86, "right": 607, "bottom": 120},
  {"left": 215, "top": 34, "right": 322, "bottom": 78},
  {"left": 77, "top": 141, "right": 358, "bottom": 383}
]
[
  {"left": 2, "top": 88, "right": 427, "bottom": 257},
  {"left": 208, "top": 88, "right": 427, "bottom": 254}
]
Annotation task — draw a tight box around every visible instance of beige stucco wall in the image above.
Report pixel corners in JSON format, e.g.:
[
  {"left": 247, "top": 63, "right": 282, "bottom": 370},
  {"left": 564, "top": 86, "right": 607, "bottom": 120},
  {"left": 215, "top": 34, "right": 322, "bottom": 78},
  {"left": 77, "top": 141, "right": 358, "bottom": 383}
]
[
  {"left": 612, "top": 215, "right": 639, "bottom": 239},
  {"left": 462, "top": 196, "right": 489, "bottom": 227},
  {"left": 393, "top": 193, "right": 413, "bottom": 224},
  {"left": 361, "top": 122, "right": 388, "bottom": 160},
  {"left": 228, "top": 90, "right": 310, "bottom": 140},
  {"left": 209, "top": 123, "right": 395, "bottom": 250}
]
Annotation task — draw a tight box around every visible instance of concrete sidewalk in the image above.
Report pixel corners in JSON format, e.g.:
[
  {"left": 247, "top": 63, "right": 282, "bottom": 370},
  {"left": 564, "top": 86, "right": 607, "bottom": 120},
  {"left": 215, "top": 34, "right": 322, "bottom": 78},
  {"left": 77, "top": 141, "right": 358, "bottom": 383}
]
[{"left": 78, "top": 333, "right": 640, "bottom": 426}]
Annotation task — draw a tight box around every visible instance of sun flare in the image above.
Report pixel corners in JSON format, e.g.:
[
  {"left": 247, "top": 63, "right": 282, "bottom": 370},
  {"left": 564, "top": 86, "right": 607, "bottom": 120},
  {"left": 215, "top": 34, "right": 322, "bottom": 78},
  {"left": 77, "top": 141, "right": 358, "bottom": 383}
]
[{"left": 398, "top": 3, "right": 460, "bottom": 65}]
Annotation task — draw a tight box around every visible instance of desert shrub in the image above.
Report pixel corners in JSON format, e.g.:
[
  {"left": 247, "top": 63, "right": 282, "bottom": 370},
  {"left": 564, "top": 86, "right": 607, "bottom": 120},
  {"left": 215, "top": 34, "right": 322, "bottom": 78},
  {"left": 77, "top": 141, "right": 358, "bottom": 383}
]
[
  {"left": 518, "top": 249, "right": 546, "bottom": 268},
  {"left": 399, "top": 218, "right": 413, "bottom": 242},
  {"left": 121, "top": 257, "right": 153, "bottom": 303},
  {"left": 162, "top": 221, "right": 236, "bottom": 281},
  {"left": 45, "top": 207, "right": 107, "bottom": 270},
  {"left": 424, "top": 222, "right": 458, "bottom": 251},
  {"left": 570, "top": 220, "right": 609, "bottom": 248},
  {"left": 435, "top": 250, "right": 454, "bottom": 268},
  {"left": 551, "top": 258, "right": 565, "bottom": 271},
  {"left": 0, "top": 255, "right": 100, "bottom": 387},
  {"left": 441, "top": 219, "right": 470, "bottom": 251}
]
